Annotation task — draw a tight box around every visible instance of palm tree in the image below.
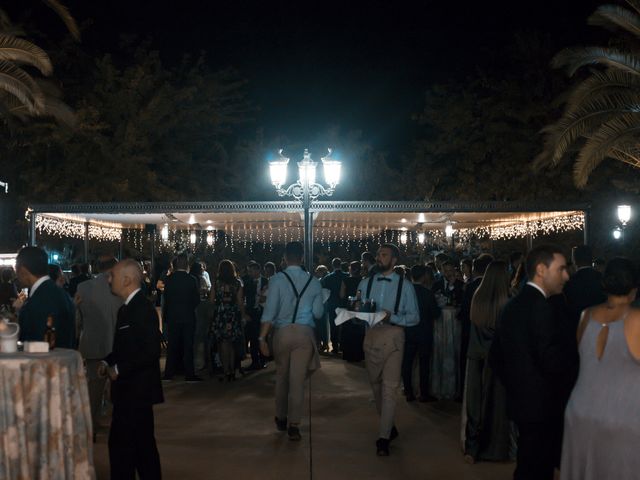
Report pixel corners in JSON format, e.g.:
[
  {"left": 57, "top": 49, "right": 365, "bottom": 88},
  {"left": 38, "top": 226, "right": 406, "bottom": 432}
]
[
  {"left": 0, "top": 1, "right": 78, "bottom": 123},
  {"left": 536, "top": 0, "right": 640, "bottom": 188}
]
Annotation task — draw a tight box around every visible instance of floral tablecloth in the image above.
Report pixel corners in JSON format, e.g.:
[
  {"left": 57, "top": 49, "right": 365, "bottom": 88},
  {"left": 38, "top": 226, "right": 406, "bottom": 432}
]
[
  {"left": 0, "top": 349, "right": 95, "bottom": 479},
  {"left": 430, "top": 306, "right": 460, "bottom": 399}
]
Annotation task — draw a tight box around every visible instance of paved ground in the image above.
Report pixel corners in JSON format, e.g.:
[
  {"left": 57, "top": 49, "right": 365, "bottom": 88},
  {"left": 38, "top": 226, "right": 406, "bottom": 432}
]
[{"left": 93, "top": 356, "right": 513, "bottom": 480}]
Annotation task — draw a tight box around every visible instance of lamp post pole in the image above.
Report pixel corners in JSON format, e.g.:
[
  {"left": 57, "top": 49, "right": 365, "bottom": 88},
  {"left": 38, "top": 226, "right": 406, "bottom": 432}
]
[{"left": 302, "top": 178, "right": 314, "bottom": 271}]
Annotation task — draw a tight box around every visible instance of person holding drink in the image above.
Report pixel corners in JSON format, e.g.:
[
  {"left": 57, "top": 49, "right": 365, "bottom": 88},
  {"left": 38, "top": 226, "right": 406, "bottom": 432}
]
[{"left": 357, "top": 243, "right": 419, "bottom": 456}]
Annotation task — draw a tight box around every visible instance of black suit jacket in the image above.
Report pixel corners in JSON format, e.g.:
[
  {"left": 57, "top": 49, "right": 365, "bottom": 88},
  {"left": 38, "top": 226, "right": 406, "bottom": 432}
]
[
  {"left": 432, "top": 277, "right": 464, "bottom": 306},
  {"left": 19, "top": 279, "right": 76, "bottom": 348},
  {"left": 105, "top": 291, "right": 164, "bottom": 408},
  {"left": 458, "top": 277, "right": 482, "bottom": 336},
  {"left": 242, "top": 275, "right": 268, "bottom": 311},
  {"left": 162, "top": 270, "right": 200, "bottom": 324},
  {"left": 405, "top": 284, "right": 440, "bottom": 343},
  {"left": 563, "top": 267, "right": 605, "bottom": 332},
  {"left": 489, "top": 284, "right": 577, "bottom": 424}
]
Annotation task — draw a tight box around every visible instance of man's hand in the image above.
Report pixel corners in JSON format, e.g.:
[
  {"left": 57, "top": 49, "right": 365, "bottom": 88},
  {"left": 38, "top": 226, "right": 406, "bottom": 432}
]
[
  {"left": 382, "top": 310, "right": 392, "bottom": 323},
  {"left": 259, "top": 339, "right": 270, "bottom": 357},
  {"left": 97, "top": 362, "right": 108, "bottom": 377}
]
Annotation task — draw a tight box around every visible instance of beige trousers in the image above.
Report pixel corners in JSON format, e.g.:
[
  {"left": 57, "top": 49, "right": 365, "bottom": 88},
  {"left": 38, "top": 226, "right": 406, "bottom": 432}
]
[
  {"left": 363, "top": 324, "right": 405, "bottom": 439},
  {"left": 273, "top": 324, "right": 316, "bottom": 424}
]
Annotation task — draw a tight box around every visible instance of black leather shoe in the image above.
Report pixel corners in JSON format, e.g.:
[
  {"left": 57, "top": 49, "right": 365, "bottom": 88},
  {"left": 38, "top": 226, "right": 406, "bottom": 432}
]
[
  {"left": 390, "top": 426, "right": 399, "bottom": 442},
  {"left": 405, "top": 393, "right": 416, "bottom": 402},
  {"left": 275, "top": 416, "right": 287, "bottom": 431},
  {"left": 376, "top": 438, "right": 390, "bottom": 456},
  {"left": 185, "top": 376, "right": 203, "bottom": 383},
  {"left": 288, "top": 425, "right": 301, "bottom": 441}
]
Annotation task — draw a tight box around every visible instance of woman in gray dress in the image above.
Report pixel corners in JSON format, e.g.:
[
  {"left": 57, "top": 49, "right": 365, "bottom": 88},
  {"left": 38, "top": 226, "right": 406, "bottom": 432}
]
[{"left": 561, "top": 258, "right": 640, "bottom": 480}]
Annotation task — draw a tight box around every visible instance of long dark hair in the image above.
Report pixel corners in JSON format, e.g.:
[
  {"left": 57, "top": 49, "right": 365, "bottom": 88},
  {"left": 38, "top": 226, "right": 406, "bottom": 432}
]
[
  {"left": 217, "top": 260, "right": 237, "bottom": 285},
  {"left": 470, "top": 261, "right": 510, "bottom": 330}
]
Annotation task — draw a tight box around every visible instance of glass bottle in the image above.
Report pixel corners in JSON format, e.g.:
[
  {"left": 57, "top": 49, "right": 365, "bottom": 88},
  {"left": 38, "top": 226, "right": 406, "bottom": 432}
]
[{"left": 44, "top": 315, "right": 56, "bottom": 350}]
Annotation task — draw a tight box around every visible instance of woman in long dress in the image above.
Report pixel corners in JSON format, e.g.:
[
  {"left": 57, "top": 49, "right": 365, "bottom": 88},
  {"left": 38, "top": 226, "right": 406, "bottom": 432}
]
[
  {"left": 561, "top": 258, "right": 640, "bottom": 480},
  {"left": 464, "top": 260, "right": 512, "bottom": 463},
  {"left": 211, "top": 260, "right": 249, "bottom": 381}
]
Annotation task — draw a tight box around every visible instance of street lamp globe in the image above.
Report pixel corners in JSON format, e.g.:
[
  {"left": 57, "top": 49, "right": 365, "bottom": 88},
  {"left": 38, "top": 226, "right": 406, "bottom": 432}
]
[
  {"left": 269, "top": 149, "right": 289, "bottom": 189},
  {"left": 297, "top": 149, "right": 316, "bottom": 185},
  {"left": 617, "top": 205, "right": 632, "bottom": 225},
  {"left": 321, "top": 149, "right": 341, "bottom": 188},
  {"left": 613, "top": 227, "right": 623, "bottom": 240}
]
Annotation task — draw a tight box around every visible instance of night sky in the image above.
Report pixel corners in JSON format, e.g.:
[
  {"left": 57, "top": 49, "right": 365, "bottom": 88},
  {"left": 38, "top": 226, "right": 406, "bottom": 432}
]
[{"left": 10, "top": 0, "right": 605, "bottom": 150}]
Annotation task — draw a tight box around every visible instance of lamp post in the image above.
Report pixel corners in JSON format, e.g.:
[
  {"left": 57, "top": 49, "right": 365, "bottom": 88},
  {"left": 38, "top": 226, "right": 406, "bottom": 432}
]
[
  {"left": 270, "top": 148, "right": 341, "bottom": 269},
  {"left": 614, "top": 204, "right": 632, "bottom": 244}
]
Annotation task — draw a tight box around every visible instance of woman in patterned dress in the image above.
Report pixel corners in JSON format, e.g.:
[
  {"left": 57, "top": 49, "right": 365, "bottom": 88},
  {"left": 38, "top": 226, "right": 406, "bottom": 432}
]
[{"left": 211, "top": 260, "right": 249, "bottom": 381}]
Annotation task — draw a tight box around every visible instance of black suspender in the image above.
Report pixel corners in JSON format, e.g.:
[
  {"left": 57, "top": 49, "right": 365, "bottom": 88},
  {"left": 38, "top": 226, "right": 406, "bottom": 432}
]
[
  {"left": 366, "top": 273, "right": 405, "bottom": 315},
  {"left": 394, "top": 275, "right": 404, "bottom": 315},
  {"left": 281, "top": 271, "right": 314, "bottom": 324}
]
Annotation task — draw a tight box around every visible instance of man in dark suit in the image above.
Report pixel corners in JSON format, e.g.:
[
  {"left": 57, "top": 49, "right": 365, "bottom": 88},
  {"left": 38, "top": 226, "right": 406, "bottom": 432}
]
[
  {"left": 242, "top": 260, "right": 269, "bottom": 370},
  {"left": 162, "top": 253, "right": 201, "bottom": 381},
  {"left": 15, "top": 246, "right": 75, "bottom": 348},
  {"left": 457, "top": 253, "right": 493, "bottom": 399},
  {"left": 563, "top": 245, "right": 606, "bottom": 339},
  {"left": 321, "top": 257, "right": 348, "bottom": 353},
  {"left": 402, "top": 264, "right": 440, "bottom": 402},
  {"left": 490, "top": 245, "right": 577, "bottom": 480},
  {"left": 431, "top": 260, "right": 464, "bottom": 306},
  {"left": 101, "top": 259, "right": 163, "bottom": 480}
]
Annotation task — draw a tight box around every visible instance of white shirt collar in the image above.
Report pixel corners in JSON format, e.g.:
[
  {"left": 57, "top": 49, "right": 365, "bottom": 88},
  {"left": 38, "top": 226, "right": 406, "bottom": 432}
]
[
  {"left": 30, "top": 275, "right": 50, "bottom": 297},
  {"left": 125, "top": 288, "right": 141, "bottom": 305},
  {"left": 526, "top": 281, "right": 547, "bottom": 298}
]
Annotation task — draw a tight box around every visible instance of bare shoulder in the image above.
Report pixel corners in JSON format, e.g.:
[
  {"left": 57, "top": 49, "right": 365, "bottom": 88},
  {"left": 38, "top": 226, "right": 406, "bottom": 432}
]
[{"left": 624, "top": 308, "right": 640, "bottom": 361}]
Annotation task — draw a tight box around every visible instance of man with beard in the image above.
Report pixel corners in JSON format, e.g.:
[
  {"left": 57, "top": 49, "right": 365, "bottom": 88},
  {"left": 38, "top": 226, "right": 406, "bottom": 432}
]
[{"left": 358, "top": 243, "right": 419, "bottom": 456}]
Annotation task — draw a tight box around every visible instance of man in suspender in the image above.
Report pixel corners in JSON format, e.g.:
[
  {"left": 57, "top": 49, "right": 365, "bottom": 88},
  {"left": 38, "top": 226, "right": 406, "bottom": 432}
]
[
  {"left": 358, "top": 243, "right": 420, "bottom": 456},
  {"left": 259, "top": 241, "right": 324, "bottom": 441}
]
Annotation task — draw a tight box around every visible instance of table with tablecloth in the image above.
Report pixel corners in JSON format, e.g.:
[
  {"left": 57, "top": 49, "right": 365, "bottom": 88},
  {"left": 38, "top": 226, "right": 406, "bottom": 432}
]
[
  {"left": 430, "top": 306, "right": 461, "bottom": 399},
  {"left": 0, "top": 348, "right": 96, "bottom": 479}
]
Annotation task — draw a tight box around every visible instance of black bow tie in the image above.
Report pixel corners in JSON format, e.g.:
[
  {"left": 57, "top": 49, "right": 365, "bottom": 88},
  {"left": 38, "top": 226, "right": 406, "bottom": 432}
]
[{"left": 377, "top": 277, "right": 392, "bottom": 282}]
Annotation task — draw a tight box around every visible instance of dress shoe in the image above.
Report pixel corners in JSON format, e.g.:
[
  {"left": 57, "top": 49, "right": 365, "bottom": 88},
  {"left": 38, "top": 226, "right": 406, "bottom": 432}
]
[
  {"left": 389, "top": 426, "right": 399, "bottom": 442},
  {"left": 162, "top": 376, "right": 173, "bottom": 382},
  {"left": 405, "top": 393, "right": 416, "bottom": 402},
  {"left": 274, "top": 416, "right": 287, "bottom": 431},
  {"left": 464, "top": 454, "right": 476, "bottom": 464},
  {"left": 376, "top": 438, "right": 390, "bottom": 456},
  {"left": 288, "top": 425, "right": 301, "bottom": 441},
  {"left": 185, "top": 376, "right": 203, "bottom": 383},
  {"left": 419, "top": 394, "right": 438, "bottom": 403}
]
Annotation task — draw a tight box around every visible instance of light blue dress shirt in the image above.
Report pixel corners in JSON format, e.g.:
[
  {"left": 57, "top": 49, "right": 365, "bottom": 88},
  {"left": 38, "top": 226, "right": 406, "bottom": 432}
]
[
  {"left": 260, "top": 266, "right": 324, "bottom": 329},
  {"left": 357, "top": 272, "right": 419, "bottom": 327}
]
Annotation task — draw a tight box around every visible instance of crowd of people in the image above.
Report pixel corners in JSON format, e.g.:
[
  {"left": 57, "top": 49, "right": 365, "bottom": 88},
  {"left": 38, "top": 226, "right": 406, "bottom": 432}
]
[{"left": 3, "top": 240, "right": 640, "bottom": 479}]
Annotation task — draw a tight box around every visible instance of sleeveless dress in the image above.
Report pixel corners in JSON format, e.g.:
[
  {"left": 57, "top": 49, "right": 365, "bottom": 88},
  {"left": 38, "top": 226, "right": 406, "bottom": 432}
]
[
  {"left": 212, "top": 280, "right": 243, "bottom": 342},
  {"left": 560, "top": 315, "right": 640, "bottom": 480}
]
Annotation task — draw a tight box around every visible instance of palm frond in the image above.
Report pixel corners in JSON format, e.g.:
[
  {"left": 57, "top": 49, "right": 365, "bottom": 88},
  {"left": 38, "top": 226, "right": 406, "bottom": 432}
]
[
  {"left": 564, "top": 68, "right": 640, "bottom": 114},
  {"left": 42, "top": 0, "right": 80, "bottom": 41},
  {"left": 589, "top": 5, "right": 640, "bottom": 38},
  {"left": 0, "top": 60, "right": 44, "bottom": 113},
  {"left": 573, "top": 113, "right": 640, "bottom": 187},
  {"left": 0, "top": 34, "right": 53, "bottom": 75},
  {"left": 552, "top": 47, "right": 640, "bottom": 77},
  {"left": 625, "top": 0, "right": 640, "bottom": 16},
  {"left": 607, "top": 144, "right": 640, "bottom": 168},
  {"left": 542, "top": 96, "right": 636, "bottom": 164}
]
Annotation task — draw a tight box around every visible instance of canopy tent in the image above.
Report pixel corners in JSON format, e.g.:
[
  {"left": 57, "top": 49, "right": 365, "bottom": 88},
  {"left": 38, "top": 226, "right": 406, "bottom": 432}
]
[{"left": 27, "top": 201, "right": 589, "bottom": 261}]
